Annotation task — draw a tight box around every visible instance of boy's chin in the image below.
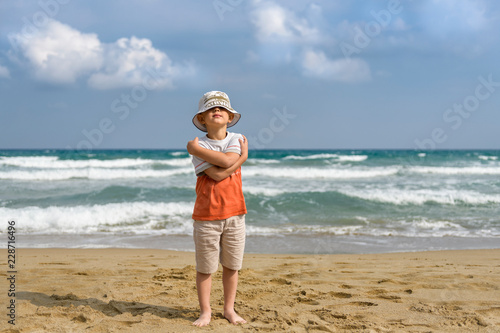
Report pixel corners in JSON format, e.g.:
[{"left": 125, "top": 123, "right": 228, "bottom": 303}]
[{"left": 206, "top": 121, "right": 229, "bottom": 127}]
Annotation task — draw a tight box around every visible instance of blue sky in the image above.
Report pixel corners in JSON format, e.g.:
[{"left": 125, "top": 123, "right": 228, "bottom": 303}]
[{"left": 1, "top": 0, "right": 499, "bottom": 149}]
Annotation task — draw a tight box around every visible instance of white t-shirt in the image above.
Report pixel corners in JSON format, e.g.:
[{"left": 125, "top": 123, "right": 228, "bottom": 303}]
[{"left": 192, "top": 132, "right": 243, "bottom": 176}]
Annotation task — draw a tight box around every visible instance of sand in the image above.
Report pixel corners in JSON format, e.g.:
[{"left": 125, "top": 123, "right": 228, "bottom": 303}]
[{"left": 1, "top": 248, "right": 499, "bottom": 332}]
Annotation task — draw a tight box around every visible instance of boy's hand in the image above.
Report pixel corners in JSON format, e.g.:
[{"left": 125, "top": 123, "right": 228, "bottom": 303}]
[
  {"left": 187, "top": 137, "right": 199, "bottom": 154},
  {"left": 239, "top": 135, "right": 248, "bottom": 158}
]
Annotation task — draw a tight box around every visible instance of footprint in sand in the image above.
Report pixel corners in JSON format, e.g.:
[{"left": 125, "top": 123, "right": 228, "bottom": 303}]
[
  {"left": 330, "top": 292, "right": 353, "bottom": 299},
  {"left": 296, "top": 296, "right": 320, "bottom": 305},
  {"left": 270, "top": 278, "right": 292, "bottom": 285},
  {"left": 350, "top": 301, "right": 378, "bottom": 307},
  {"left": 340, "top": 284, "right": 354, "bottom": 289}
]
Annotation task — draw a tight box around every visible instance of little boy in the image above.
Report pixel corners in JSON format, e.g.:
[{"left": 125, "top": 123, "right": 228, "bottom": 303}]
[{"left": 186, "top": 91, "right": 248, "bottom": 327}]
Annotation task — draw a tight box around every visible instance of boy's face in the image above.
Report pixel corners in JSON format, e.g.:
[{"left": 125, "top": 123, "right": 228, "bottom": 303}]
[{"left": 197, "top": 107, "right": 234, "bottom": 128}]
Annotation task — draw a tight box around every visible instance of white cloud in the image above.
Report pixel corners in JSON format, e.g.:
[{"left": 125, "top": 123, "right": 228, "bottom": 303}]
[
  {"left": 249, "top": 1, "right": 373, "bottom": 83},
  {"left": 9, "top": 19, "right": 192, "bottom": 89},
  {"left": 10, "top": 20, "right": 103, "bottom": 83},
  {"left": 87, "top": 37, "right": 187, "bottom": 90},
  {"left": 251, "top": 0, "right": 320, "bottom": 43},
  {"left": 302, "top": 50, "right": 371, "bottom": 83},
  {"left": 0, "top": 65, "right": 10, "bottom": 78}
]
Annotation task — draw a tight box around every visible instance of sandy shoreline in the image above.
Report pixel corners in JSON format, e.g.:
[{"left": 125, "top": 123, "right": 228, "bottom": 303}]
[{"left": 1, "top": 248, "right": 499, "bottom": 332}]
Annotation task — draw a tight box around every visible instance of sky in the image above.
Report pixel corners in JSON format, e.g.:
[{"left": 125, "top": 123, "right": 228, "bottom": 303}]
[{"left": 1, "top": 0, "right": 500, "bottom": 150}]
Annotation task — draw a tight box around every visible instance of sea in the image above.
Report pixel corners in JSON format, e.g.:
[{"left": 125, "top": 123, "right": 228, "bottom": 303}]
[{"left": 1, "top": 149, "right": 499, "bottom": 254}]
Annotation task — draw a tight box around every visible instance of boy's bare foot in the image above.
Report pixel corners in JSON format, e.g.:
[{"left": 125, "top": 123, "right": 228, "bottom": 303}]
[
  {"left": 193, "top": 311, "right": 211, "bottom": 327},
  {"left": 224, "top": 309, "right": 247, "bottom": 325}
]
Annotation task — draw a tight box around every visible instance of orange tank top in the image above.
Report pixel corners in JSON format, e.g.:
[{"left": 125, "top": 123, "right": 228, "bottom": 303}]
[{"left": 192, "top": 167, "right": 247, "bottom": 221}]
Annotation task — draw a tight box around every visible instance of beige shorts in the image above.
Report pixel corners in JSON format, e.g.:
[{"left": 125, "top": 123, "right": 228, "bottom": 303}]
[{"left": 193, "top": 214, "right": 246, "bottom": 274}]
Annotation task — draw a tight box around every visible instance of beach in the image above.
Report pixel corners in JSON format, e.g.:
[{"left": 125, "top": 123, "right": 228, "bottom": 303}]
[
  {"left": 2, "top": 248, "right": 499, "bottom": 332},
  {"left": 2, "top": 150, "right": 500, "bottom": 254},
  {"left": 1, "top": 151, "right": 500, "bottom": 331}
]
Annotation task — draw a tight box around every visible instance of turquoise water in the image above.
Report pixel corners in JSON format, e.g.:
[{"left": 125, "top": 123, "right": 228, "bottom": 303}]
[{"left": 1, "top": 149, "right": 499, "bottom": 253}]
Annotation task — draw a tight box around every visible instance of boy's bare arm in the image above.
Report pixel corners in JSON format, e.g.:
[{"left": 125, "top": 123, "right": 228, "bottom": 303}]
[
  {"left": 203, "top": 136, "right": 248, "bottom": 182},
  {"left": 187, "top": 137, "right": 239, "bottom": 168}
]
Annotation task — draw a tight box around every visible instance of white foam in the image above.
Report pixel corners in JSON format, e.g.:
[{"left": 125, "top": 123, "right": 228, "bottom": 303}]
[
  {"left": 339, "top": 188, "right": 500, "bottom": 205},
  {"left": 246, "top": 222, "right": 480, "bottom": 238},
  {"left": 0, "top": 201, "right": 194, "bottom": 234},
  {"left": 248, "top": 158, "right": 280, "bottom": 164},
  {"left": 245, "top": 224, "right": 364, "bottom": 236},
  {"left": 245, "top": 225, "right": 284, "bottom": 235},
  {"left": 0, "top": 156, "right": 192, "bottom": 168},
  {"left": 479, "top": 155, "right": 498, "bottom": 161},
  {"left": 413, "top": 220, "right": 465, "bottom": 230},
  {"left": 244, "top": 186, "right": 286, "bottom": 196},
  {"left": 2, "top": 201, "right": 498, "bottom": 238},
  {"left": 244, "top": 166, "right": 398, "bottom": 179},
  {"left": 170, "top": 151, "right": 187, "bottom": 157},
  {"left": 0, "top": 167, "right": 192, "bottom": 180},
  {"left": 409, "top": 166, "right": 500, "bottom": 175},
  {"left": 366, "top": 218, "right": 488, "bottom": 238},
  {"left": 418, "top": 153, "right": 426, "bottom": 157},
  {"left": 0, "top": 156, "right": 59, "bottom": 168},
  {"left": 284, "top": 153, "right": 340, "bottom": 160},
  {"left": 283, "top": 154, "right": 368, "bottom": 162},
  {"left": 336, "top": 155, "right": 368, "bottom": 162}
]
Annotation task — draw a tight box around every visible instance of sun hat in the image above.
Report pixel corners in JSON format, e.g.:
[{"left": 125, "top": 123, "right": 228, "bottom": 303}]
[{"left": 192, "top": 91, "right": 241, "bottom": 132}]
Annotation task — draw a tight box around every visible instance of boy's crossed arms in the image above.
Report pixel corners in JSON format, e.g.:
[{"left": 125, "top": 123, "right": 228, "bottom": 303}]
[{"left": 187, "top": 136, "right": 248, "bottom": 182}]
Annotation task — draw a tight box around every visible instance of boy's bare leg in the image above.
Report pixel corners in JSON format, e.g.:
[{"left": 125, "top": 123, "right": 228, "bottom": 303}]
[
  {"left": 193, "top": 272, "right": 212, "bottom": 327},
  {"left": 222, "top": 266, "right": 247, "bottom": 324}
]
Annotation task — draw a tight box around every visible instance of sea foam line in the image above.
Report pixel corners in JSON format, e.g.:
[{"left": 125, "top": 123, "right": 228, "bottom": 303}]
[
  {"left": 247, "top": 219, "right": 499, "bottom": 238},
  {"left": 1, "top": 202, "right": 497, "bottom": 238},
  {"left": 283, "top": 153, "right": 368, "bottom": 162},
  {"left": 0, "top": 156, "right": 192, "bottom": 168},
  {"left": 409, "top": 166, "right": 500, "bottom": 175},
  {"left": 478, "top": 155, "right": 498, "bottom": 161},
  {"left": 0, "top": 167, "right": 193, "bottom": 180},
  {"left": 339, "top": 188, "right": 500, "bottom": 205},
  {"left": 244, "top": 166, "right": 398, "bottom": 179},
  {"left": 0, "top": 201, "right": 194, "bottom": 233}
]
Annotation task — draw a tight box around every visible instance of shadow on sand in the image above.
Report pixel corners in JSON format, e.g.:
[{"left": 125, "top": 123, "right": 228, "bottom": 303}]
[{"left": 17, "top": 291, "right": 199, "bottom": 321}]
